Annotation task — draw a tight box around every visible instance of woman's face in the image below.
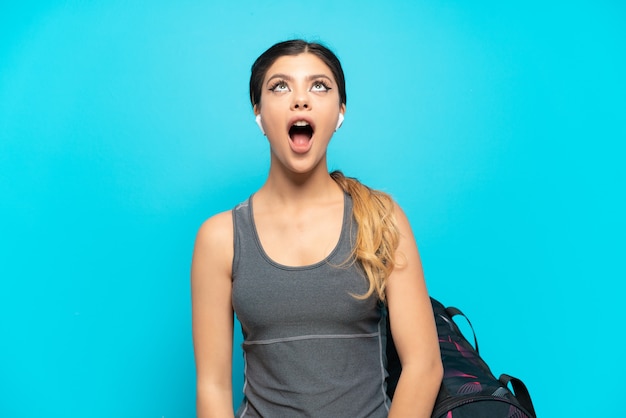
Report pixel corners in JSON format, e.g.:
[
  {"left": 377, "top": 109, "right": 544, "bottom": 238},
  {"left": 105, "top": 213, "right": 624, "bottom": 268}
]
[{"left": 255, "top": 53, "right": 346, "bottom": 175}]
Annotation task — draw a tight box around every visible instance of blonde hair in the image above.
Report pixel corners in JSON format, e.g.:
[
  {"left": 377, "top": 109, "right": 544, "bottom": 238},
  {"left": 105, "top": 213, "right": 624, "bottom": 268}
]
[{"left": 330, "top": 170, "right": 400, "bottom": 303}]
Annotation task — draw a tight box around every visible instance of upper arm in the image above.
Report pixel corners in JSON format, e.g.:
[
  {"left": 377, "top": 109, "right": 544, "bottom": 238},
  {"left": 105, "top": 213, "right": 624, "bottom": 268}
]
[
  {"left": 386, "top": 204, "right": 440, "bottom": 370},
  {"left": 191, "top": 211, "right": 235, "bottom": 394}
]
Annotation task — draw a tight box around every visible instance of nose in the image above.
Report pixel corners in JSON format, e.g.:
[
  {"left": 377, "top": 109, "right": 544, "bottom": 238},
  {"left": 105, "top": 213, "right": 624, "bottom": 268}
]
[{"left": 291, "top": 90, "right": 310, "bottom": 110}]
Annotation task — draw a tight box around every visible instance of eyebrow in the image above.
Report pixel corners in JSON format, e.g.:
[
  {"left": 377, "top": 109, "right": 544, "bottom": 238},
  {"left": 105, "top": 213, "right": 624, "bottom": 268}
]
[{"left": 266, "top": 73, "right": 333, "bottom": 86}]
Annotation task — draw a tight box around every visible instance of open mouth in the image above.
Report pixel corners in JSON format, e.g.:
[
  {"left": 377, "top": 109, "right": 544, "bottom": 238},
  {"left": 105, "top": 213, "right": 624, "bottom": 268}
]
[{"left": 288, "top": 120, "right": 314, "bottom": 145}]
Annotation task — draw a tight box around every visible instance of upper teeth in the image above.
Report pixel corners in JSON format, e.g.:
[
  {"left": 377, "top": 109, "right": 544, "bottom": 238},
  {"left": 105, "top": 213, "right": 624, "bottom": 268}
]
[{"left": 293, "top": 121, "right": 309, "bottom": 127}]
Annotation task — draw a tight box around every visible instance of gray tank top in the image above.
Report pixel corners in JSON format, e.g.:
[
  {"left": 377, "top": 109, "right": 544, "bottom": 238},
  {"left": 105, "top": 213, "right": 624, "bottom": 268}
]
[{"left": 232, "top": 193, "right": 391, "bottom": 417}]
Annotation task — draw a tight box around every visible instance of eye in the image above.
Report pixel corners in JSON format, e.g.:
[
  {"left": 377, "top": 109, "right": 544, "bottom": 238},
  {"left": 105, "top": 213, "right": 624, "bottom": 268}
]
[
  {"left": 310, "top": 80, "right": 331, "bottom": 92},
  {"left": 269, "top": 80, "right": 290, "bottom": 93}
]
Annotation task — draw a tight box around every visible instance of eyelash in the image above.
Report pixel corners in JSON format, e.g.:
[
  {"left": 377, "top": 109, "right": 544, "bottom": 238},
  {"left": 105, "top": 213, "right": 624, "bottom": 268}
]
[
  {"left": 311, "top": 80, "right": 331, "bottom": 92},
  {"left": 268, "top": 80, "right": 289, "bottom": 92},
  {"left": 267, "top": 79, "right": 332, "bottom": 92}
]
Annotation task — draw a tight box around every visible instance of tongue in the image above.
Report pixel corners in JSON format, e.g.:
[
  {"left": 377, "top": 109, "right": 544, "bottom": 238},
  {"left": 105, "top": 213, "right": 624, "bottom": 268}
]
[{"left": 290, "top": 132, "right": 312, "bottom": 153}]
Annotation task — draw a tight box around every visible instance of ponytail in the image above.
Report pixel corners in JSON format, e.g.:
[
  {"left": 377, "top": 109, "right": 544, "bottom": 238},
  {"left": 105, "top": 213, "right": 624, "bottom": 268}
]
[{"left": 330, "top": 170, "right": 400, "bottom": 303}]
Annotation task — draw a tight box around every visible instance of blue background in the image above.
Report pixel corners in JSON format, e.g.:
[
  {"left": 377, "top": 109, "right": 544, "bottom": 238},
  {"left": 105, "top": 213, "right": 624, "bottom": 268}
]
[{"left": 1, "top": 1, "right": 624, "bottom": 416}]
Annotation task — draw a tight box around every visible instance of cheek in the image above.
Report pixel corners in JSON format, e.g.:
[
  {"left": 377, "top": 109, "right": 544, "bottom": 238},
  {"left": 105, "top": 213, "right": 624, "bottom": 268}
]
[
  {"left": 319, "top": 107, "right": 342, "bottom": 125},
  {"left": 260, "top": 98, "right": 287, "bottom": 117}
]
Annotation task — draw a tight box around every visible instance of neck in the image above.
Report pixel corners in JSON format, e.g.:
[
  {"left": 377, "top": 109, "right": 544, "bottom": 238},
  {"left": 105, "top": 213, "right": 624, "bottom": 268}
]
[{"left": 258, "top": 161, "right": 343, "bottom": 206}]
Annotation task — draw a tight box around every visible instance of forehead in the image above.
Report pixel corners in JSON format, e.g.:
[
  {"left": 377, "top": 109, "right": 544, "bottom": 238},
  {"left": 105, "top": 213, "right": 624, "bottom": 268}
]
[{"left": 264, "top": 53, "right": 335, "bottom": 82}]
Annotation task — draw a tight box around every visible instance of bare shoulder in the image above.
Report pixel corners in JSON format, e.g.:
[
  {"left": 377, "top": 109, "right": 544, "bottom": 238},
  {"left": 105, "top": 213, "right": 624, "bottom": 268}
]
[
  {"left": 391, "top": 201, "right": 417, "bottom": 242},
  {"left": 387, "top": 200, "right": 424, "bottom": 280},
  {"left": 192, "top": 210, "right": 234, "bottom": 279},
  {"left": 195, "top": 210, "right": 233, "bottom": 246}
]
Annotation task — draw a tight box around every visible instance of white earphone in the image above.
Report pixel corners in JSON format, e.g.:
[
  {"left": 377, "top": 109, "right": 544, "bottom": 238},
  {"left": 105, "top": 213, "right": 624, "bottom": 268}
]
[
  {"left": 255, "top": 113, "right": 344, "bottom": 135},
  {"left": 255, "top": 114, "right": 265, "bottom": 135},
  {"left": 335, "top": 113, "right": 344, "bottom": 131}
]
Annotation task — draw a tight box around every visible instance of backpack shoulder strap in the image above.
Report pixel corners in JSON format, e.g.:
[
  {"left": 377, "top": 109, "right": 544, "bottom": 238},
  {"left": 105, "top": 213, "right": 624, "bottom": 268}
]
[
  {"left": 499, "top": 374, "right": 537, "bottom": 417},
  {"left": 445, "top": 306, "right": 480, "bottom": 354}
]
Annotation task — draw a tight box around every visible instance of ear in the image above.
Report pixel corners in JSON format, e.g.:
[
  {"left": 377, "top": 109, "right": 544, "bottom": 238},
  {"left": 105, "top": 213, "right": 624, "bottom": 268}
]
[
  {"left": 253, "top": 105, "right": 265, "bottom": 135},
  {"left": 335, "top": 113, "right": 344, "bottom": 131},
  {"left": 335, "top": 105, "right": 346, "bottom": 131},
  {"left": 255, "top": 114, "right": 265, "bottom": 135}
]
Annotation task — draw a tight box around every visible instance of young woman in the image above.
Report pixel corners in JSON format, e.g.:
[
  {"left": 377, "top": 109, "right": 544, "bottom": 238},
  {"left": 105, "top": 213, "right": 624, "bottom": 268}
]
[{"left": 191, "top": 40, "right": 442, "bottom": 417}]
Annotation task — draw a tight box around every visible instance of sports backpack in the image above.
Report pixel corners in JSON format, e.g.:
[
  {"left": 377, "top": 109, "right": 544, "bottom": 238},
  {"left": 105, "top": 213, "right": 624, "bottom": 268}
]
[{"left": 386, "top": 297, "right": 537, "bottom": 418}]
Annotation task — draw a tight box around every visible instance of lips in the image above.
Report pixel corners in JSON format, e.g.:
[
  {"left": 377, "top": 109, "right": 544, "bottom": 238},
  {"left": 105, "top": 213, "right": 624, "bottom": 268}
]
[
  {"left": 287, "top": 117, "right": 315, "bottom": 153},
  {"left": 289, "top": 120, "right": 314, "bottom": 140}
]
